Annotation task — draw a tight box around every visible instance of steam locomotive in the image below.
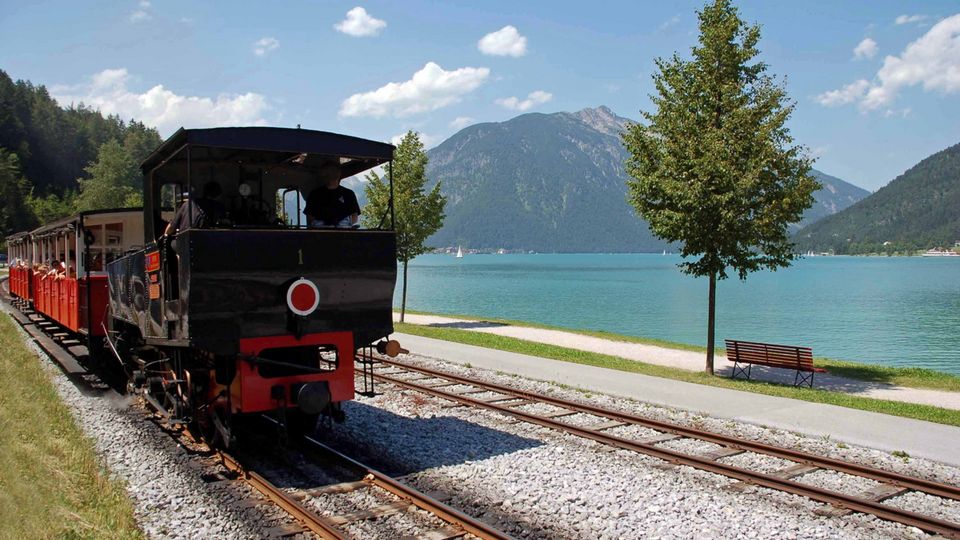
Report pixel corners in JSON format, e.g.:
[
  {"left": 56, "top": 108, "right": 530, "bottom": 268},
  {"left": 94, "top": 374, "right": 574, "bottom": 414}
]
[{"left": 7, "top": 127, "right": 401, "bottom": 446}]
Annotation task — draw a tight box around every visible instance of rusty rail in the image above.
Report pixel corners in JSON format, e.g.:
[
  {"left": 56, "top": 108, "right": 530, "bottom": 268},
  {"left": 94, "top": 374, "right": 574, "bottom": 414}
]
[
  {"left": 217, "top": 450, "right": 348, "bottom": 539},
  {"left": 302, "top": 433, "right": 515, "bottom": 540},
  {"left": 365, "top": 356, "right": 960, "bottom": 539}
]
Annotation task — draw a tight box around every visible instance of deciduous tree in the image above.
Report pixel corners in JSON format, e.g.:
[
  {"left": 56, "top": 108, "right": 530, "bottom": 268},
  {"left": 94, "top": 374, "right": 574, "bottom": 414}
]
[
  {"left": 622, "top": 0, "right": 818, "bottom": 374},
  {"left": 363, "top": 131, "right": 446, "bottom": 322}
]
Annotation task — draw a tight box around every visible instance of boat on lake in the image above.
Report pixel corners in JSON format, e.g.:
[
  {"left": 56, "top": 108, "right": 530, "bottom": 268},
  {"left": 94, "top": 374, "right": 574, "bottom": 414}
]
[{"left": 456, "top": 246, "right": 464, "bottom": 258}]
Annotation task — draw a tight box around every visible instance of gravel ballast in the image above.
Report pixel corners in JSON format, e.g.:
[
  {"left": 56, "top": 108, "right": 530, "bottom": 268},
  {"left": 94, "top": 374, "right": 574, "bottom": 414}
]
[
  {"left": 325, "top": 353, "right": 960, "bottom": 539},
  {"left": 11, "top": 302, "right": 960, "bottom": 539}
]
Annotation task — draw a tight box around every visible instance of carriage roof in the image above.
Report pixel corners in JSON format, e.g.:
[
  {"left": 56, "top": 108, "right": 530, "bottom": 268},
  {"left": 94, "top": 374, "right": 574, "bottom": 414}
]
[{"left": 29, "top": 208, "right": 142, "bottom": 237}]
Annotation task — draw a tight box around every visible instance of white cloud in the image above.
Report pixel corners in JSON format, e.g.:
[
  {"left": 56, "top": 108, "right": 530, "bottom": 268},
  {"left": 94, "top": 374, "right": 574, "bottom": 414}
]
[
  {"left": 817, "top": 14, "right": 960, "bottom": 111},
  {"left": 339, "top": 62, "right": 490, "bottom": 118},
  {"left": 130, "top": 9, "right": 149, "bottom": 22},
  {"left": 815, "top": 79, "right": 869, "bottom": 106},
  {"left": 449, "top": 116, "right": 474, "bottom": 130},
  {"left": 253, "top": 37, "right": 279, "bottom": 57},
  {"left": 334, "top": 7, "right": 386, "bottom": 37},
  {"left": 130, "top": 0, "right": 151, "bottom": 22},
  {"left": 495, "top": 90, "right": 552, "bottom": 111},
  {"left": 883, "top": 107, "right": 912, "bottom": 118},
  {"left": 895, "top": 14, "right": 927, "bottom": 25},
  {"left": 390, "top": 132, "right": 439, "bottom": 148},
  {"left": 478, "top": 25, "right": 527, "bottom": 57},
  {"left": 853, "top": 37, "right": 878, "bottom": 59},
  {"left": 863, "top": 14, "right": 960, "bottom": 109},
  {"left": 51, "top": 68, "right": 271, "bottom": 137},
  {"left": 659, "top": 15, "right": 681, "bottom": 31}
]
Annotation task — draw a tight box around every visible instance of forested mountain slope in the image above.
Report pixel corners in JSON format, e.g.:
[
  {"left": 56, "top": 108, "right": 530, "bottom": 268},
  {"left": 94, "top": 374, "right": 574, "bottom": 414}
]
[
  {"left": 794, "top": 143, "right": 960, "bottom": 254},
  {"left": 425, "top": 106, "right": 867, "bottom": 252},
  {"left": 0, "top": 69, "right": 161, "bottom": 240}
]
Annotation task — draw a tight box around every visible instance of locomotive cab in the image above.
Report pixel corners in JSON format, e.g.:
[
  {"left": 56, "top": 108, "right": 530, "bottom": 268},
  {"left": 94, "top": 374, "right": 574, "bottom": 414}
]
[{"left": 106, "top": 127, "right": 398, "bottom": 443}]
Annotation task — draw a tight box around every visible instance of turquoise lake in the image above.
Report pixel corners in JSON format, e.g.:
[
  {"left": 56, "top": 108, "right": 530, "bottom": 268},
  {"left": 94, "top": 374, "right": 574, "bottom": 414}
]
[{"left": 395, "top": 254, "right": 960, "bottom": 375}]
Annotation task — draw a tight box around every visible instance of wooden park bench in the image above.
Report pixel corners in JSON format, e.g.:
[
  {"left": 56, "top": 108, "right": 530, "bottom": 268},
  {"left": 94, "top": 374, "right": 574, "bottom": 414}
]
[{"left": 725, "top": 339, "right": 826, "bottom": 387}]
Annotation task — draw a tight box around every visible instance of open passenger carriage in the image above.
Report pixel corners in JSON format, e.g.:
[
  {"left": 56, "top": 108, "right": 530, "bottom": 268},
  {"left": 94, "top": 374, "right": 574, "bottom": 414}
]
[{"left": 7, "top": 209, "right": 143, "bottom": 352}]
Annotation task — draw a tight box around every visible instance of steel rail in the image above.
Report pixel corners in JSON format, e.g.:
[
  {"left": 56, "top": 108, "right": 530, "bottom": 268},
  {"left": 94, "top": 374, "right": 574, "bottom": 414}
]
[
  {"left": 367, "top": 358, "right": 960, "bottom": 539},
  {"left": 217, "top": 451, "right": 348, "bottom": 540},
  {"left": 302, "top": 433, "right": 516, "bottom": 540},
  {"left": 372, "top": 356, "right": 960, "bottom": 501}
]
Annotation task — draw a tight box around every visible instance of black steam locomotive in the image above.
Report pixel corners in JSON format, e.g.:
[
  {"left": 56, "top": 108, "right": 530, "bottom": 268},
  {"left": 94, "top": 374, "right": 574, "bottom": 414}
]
[{"left": 104, "top": 127, "right": 400, "bottom": 445}]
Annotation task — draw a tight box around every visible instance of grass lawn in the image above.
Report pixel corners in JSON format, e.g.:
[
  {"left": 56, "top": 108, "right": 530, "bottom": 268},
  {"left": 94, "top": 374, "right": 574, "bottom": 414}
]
[
  {"left": 398, "top": 309, "right": 960, "bottom": 392},
  {"left": 0, "top": 314, "right": 142, "bottom": 539},
  {"left": 395, "top": 322, "right": 960, "bottom": 427}
]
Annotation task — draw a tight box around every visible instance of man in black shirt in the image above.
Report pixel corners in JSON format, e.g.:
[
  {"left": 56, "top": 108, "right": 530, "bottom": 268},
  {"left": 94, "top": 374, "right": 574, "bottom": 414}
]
[{"left": 304, "top": 164, "right": 360, "bottom": 228}]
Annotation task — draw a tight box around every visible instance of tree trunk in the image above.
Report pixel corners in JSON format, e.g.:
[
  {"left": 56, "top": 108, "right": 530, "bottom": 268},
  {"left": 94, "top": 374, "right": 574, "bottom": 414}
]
[
  {"left": 706, "top": 270, "right": 716, "bottom": 375},
  {"left": 400, "top": 259, "right": 409, "bottom": 323}
]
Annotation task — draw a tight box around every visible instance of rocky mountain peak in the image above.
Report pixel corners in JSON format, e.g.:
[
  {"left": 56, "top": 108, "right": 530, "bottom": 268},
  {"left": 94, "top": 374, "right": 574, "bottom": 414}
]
[{"left": 571, "top": 106, "right": 631, "bottom": 136}]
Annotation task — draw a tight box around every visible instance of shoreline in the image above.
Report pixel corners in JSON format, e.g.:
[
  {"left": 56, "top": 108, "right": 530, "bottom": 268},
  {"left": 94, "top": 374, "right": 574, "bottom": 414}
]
[{"left": 393, "top": 308, "right": 960, "bottom": 384}]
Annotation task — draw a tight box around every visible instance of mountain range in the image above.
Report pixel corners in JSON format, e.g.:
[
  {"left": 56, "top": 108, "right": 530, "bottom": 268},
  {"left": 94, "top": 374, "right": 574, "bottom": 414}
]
[
  {"left": 794, "top": 142, "right": 960, "bottom": 254},
  {"left": 423, "top": 106, "right": 869, "bottom": 252}
]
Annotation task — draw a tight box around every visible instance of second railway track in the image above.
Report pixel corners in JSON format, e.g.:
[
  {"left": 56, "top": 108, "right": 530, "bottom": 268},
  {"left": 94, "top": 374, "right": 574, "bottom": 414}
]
[{"left": 361, "top": 354, "right": 960, "bottom": 539}]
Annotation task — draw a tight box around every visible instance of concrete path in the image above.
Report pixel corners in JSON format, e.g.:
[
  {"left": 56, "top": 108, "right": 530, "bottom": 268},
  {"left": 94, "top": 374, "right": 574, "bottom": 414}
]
[
  {"left": 394, "top": 332, "right": 960, "bottom": 466},
  {"left": 397, "top": 313, "right": 960, "bottom": 411}
]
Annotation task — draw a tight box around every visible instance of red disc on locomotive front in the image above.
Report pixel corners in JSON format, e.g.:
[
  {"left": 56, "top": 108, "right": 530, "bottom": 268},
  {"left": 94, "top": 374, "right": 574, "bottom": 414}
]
[{"left": 287, "top": 278, "right": 320, "bottom": 316}]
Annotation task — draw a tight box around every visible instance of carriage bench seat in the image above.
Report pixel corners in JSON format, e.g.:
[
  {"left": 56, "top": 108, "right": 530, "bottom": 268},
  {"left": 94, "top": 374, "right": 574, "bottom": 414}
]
[{"left": 725, "top": 339, "right": 826, "bottom": 388}]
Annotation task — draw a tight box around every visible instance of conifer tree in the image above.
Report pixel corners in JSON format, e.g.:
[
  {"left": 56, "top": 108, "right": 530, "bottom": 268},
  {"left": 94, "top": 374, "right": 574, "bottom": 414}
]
[
  {"left": 363, "top": 131, "right": 446, "bottom": 322},
  {"left": 622, "top": 0, "right": 818, "bottom": 374}
]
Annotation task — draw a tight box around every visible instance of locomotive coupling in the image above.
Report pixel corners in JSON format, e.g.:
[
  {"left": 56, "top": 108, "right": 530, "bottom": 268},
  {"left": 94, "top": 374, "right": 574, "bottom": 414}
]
[{"left": 376, "top": 339, "right": 407, "bottom": 357}]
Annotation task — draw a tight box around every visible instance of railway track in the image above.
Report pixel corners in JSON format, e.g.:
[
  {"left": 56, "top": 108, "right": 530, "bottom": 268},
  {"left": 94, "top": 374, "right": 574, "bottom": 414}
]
[
  {"left": 220, "top": 417, "right": 513, "bottom": 540},
  {"left": 0, "top": 289, "right": 511, "bottom": 540},
  {"left": 361, "top": 354, "right": 960, "bottom": 539}
]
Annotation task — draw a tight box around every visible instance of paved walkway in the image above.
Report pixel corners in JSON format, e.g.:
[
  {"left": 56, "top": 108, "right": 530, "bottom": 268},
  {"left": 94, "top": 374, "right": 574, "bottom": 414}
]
[
  {"left": 397, "top": 313, "right": 960, "bottom": 411},
  {"left": 393, "top": 332, "right": 960, "bottom": 466}
]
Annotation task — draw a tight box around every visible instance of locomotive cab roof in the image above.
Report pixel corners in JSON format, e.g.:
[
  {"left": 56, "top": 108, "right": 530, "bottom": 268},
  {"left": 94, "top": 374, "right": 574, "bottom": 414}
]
[{"left": 141, "top": 127, "right": 395, "bottom": 177}]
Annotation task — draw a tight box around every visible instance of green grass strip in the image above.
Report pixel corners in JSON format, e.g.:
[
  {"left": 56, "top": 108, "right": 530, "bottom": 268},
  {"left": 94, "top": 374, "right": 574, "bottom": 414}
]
[
  {"left": 397, "top": 309, "right": 960, "bottom": 392},
  {"left": 0, "top": 313, "right": 143, "bottom": 539},
  {"left": 395, "top": 322, "right": 960, "bottom": 427}
]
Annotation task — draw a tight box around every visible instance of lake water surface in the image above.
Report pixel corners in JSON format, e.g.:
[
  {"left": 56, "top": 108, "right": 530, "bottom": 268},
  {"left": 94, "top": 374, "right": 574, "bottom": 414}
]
[{"left": 397, "top": 254, "right": 960, "bottom": 375}]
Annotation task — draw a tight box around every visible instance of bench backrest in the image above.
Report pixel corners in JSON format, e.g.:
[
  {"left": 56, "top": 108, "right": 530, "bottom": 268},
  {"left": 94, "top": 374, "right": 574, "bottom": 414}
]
[{"left": 725, "top": 339, "right": 814, "bottom": 368}]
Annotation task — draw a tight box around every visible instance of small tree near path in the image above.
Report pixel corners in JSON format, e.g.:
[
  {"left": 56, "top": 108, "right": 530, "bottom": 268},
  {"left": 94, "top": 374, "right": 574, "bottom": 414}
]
[
  {"left": 622, "top": 0, "right": 818, "bottom": 374},
  {"left": 363, "top": 131, "right": 446, "bottom": 323}
]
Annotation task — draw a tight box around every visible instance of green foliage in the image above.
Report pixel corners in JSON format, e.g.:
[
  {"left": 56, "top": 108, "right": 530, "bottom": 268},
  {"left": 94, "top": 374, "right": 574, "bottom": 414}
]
[
  {"left": 364, "top": 131, "right": 446, "bottom": 321},
  {"left": 0, "top": 149, "right": 37, "bottom": 237},
  {"left": 621, "top": 0, "right": 817, "bottom": 373},
  {"left": 0, "top": 70, "right": 160, "bottom": 235},
  {"left": 363, "top": 131, "right": 446, "bottom": 262},
  {"left": 623, "top": 0, "right": 817, "bottom": 280},
  {"left": 794, "top": 142, "right": 960, "bottom": 254},
  {"left": 27, "top": 189, "right": 77, "bottom": 224}
]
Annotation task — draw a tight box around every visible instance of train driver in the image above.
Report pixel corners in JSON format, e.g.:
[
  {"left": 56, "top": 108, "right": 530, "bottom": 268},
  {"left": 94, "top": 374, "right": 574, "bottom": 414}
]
[
  {"left": 304, "top": 163, "right": 360, "bottom": 228},
  {"left": 163, "top": 181, "right": 226, "bottom": 237}
]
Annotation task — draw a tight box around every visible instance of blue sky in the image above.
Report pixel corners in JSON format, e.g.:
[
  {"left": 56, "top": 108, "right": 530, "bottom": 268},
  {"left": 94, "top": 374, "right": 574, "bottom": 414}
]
[{"left": 2, "top": 0, "right": 958, "bottom": 192}]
